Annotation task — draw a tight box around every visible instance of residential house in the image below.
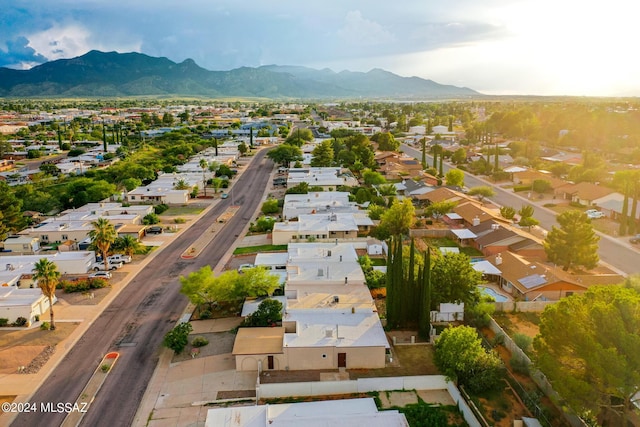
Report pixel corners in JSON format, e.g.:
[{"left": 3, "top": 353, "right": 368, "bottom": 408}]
[
  {"left": 1, "top": 236, "right": 40, "bottom": 254},
  {"left": 272, "top": 213, "right": 373, "bottom": 245},
  {"left": 205, "top": 398, "right": 408, "bottom": 427},
  {"left": 413, "top": 187, "right": 475, "bottom": 206},
  {"left": 452, "top": 201, "right": 503, "bottom": 228},
  {"left": 592, "top": 192, "right": 640, "bottom": 222},
  {"left": 486, "top": 251, "right": 623, "bottom": 301},
  {"left": 378, "top": 157, "right": 423, "bottom": 180},
  {"left": 469, "top": 221, "right": 545, "bottom": 257},
  {"left": 287, "top": 167, "right": 358, "bottom": 189},
  {"left": 554, "top": 182, "right": 615, "bottom": 206},
  {"left": 282, "top": 192, "right": 360, "bottom": 220},
  {"left": 233, "top": 308, "right": 389, "bottom": 371}
]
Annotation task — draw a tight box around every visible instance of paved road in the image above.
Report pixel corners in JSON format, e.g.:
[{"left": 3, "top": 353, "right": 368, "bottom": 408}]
[
  {"left": 402, "top": 143, "right": 640, "bottom": 275},
  {"left": 13, "top": 149, "right": 275, "bottom": 427}
]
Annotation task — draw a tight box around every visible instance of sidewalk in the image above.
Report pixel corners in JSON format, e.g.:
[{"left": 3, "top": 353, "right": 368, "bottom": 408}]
[
  {"left": 0, "top": 199, "right": 219, "bottom": 426},
  {"left": 132, "top": 150, "right": 277, "bottom": 426}
]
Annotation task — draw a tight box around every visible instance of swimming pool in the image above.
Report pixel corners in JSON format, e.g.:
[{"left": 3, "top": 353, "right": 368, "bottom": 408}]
[{"left": 478, "top": 286, "right": 509, "bottom": 302}]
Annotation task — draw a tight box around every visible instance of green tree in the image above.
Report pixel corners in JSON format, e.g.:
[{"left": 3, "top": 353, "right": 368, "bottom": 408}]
[
  {"left": 451, "top": 147, "right": 467, "bottom": 165},
  {"left": 544, "top": 210, "right": 599, "bottom": 271},
  {"left": 467, "top": 185, "right": 495, "bottom": 203},
  {"left": 445, "top": 169, "right": 465, "bottom": 188},
  {"left": 430, "top": 253, "right": 481, "bottom": 306},
  {"left": 373, "top": 132, "right": 399, "bottom": 151},
  {"left": 261, "top": 199, "right": 279, "bottom": 215},
  {"left": 199, "top": 158, "right": 209, "bottom": 197},
  {"left": 163, "top": 322, "right": 192, "bottom": 354},
  {"left": 238, "top": 142, "right": 248, "bottom": 156},
  {"left": 518, "top": 216, "right": 539, "bottom": 231},
  {"left": 143, "top": 213, "right": 160, "bottom": 225},
  {"left": 379, "top": 198, "right": 415, "bottom": 237},
  {"left": 425, "top": 200, "right": 457, "bottom": 219},
  {"left": 89, "top": 218, "right": 117, "bottom": 271},
  {"left": 534, "top": 286, "right": 640, "bottom": 424},
  {"left": 121, "top": 177, "right": 142, "bottom": 192},
  {"left": 285, "top": 128, "right": 313, "bottom": 146},
  {"left": 112, "top": 235, "right": 142, "bottom": 257},
  {"left": 32, "top": 258, "right": 61, "bottom": 330},
  {"left": 500, "top": 206, "right": 516, "bottom": 221},
  {"left": 362, "top": 169, "right": 386, "bottom": 186},
  {"left": 532, "top": 179, "right": 552, "bottom": 194},
  {"left": 174, "top": 179, "right": 190, "bottom": 190},
  {"left": 0, "top": 182, "right": 25, "bottom": 239},
  {"left": 310, "top": 140, "right": 334, "bottom": 167},
  {"left": 434, "top": 325, "right": 503, "bottom": 393},
  {"left": 243, "top": 299, "right": 283, "bottom": 327},
  {"left": 266, "top": 144, "right": 302, "bottom": 167}
]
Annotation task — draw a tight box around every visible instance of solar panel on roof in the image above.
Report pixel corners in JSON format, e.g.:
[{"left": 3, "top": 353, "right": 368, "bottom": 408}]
[{"left": 518, "top": 274, "right": 547, "bottom": 289}]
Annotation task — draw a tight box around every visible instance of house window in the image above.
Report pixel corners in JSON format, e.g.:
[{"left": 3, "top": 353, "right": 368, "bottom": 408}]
[
  {"left": 130, "top": 196, "right": 136, "bottom": 200},
  {"left": 41, "top": 235, "right": 49, "bottom": 242},
  {"left": 62, "top": 235, "right": 68, "bottom": 240},
  {"left": 22, "top": 244, "right": 29, "bottom": 250}
]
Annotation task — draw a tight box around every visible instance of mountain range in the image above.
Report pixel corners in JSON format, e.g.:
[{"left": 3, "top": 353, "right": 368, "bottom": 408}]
[{"left": 0, "top": 50, "right": 480, "bottom": 99}]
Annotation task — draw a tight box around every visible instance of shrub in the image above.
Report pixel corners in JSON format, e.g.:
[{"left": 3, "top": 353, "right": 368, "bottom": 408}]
[
  {"left": 163, "top": 322, "right": 193, "bottom": 354},
  {"left": 63, "top": 278, "right": 109, "bottom": 293},
  {"left": 142, "top": 213, "right": 160, "bottom": 225},
  {"left": 199, "top": 309, "right": 212, "bottom": 320},
  {"left": 174, "top": 217, "right": 186, "bottom": 224},
  {"left": 191, "top": 336, "right": 209, "bottom": 347},
  {"left": 0, "top": 318, "right": 8, "bottom": 327},
  {"left": 100, "top": 364, "right": 110, "bottom": 373},
  {"left": 154, "top": 204, "right": 169, "bottom": 214},
  {"left": 510, "top": 356, "right": 530, "bottom": 375},
  {"left": 40, "top": 322, "right": 50, "bottom": 330},
  {"left": 13, "top": 317, "right": 28, "bottom": 327},
  {"left": 569, "top": 201, "right": 585, "bottom": 208},
  {"left": 513, "top": 333, "right": 533, "bottom": 354},
  {"left": 35, "top": 315, "right": 40, "bottom": 322},
  {"left": 543, "top": 203, "right": 556, "bottom": 208},
  {"left": 261, "top": 199, "right": 279, "bottom": 215},
  {"left": 513, "top": 185, "right": 532, "bottom": 192}
]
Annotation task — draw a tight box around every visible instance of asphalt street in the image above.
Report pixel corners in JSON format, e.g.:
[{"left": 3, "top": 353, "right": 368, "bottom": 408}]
[
  {"left": 402, "top": 143, "right": 640, "bottom": 275},
  {"left": 13, "top": 149, "right": 275, "bottom": 427}
]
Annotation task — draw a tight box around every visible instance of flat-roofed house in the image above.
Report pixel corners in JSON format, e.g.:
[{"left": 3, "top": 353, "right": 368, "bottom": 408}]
[
  {"left": 272, "top": 213, "right": 373, "bottom": 245},
  {"left": 233, "top": 309, "right": 389, "bottom": 371}
]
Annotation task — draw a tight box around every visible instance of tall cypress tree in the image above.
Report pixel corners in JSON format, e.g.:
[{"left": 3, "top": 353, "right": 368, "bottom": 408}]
[
  {"left": 494, "top": 143, "right": 499, "bottom": 171},
  {"left": 418, "top": 250, "right": 431, "bottom": 339},
  {"left": 439, "top": 154, "right": 444, "bottom": 177},
  {"left": 102, "top": 122, "right": 107, "bottom": 152},
  {"left": 249, "top": 127, "right": 254, "bottom": 148},
  {"left": 432, "top": 146, "right": 438, "bottom": 168},
  {"left": 421, "top": 138, "right": 427, "bottom": 169}
]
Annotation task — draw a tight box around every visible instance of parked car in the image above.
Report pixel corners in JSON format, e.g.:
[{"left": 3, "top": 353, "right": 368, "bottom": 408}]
[
  {"left": 89, "top": 271, "right": 112, "bottom": 279},
  {"left": 630, "top": 234, "right": 640, "bottom": 244},
  {"left": 92, "top": 260, "right": 123, "bottom": 271},
  {"left": 585, "top": 209, "right": 605, "bottom": 219},
  {"left": 108, "top": 254, "right": 132, "bottom": 264},
  {"left": 237, "top": 263, "right": 254, "bottom": 272},
  {"left": 146, "top": 226, "right": 163, "bottom": 234}
]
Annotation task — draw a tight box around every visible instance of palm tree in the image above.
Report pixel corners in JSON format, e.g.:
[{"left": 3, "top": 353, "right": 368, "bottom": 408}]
[
  {"left": 174, "top": 179, "right": 190, "bottom": 190},
  {"left": 33, "top": 258, "right": 61, "bottom": 330},
  {"left": 113, "top": 235, "right": 142, "bottom": 257},
  {"left": 199, "top": 158, "right": 209, "bottom": 197},
  {"left": 89, "top": 218, "right": 117, "bottom": 271}
]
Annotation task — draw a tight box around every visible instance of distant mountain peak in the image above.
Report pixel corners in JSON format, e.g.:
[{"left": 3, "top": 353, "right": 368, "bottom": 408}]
[{"left": 0, "top": 50, "right": 480, "bottom": 99}]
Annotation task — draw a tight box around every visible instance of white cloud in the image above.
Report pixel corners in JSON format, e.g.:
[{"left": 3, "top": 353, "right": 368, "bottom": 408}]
[
  {"left": 337, "top": 10, "right": 395, "bottom": 47},
  {"left": 26, "top": 23, "right": 141, "bottom": 63}
]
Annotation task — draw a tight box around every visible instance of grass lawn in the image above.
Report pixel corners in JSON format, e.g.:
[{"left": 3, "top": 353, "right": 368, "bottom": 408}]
[
  {"left": 161, "top": 205, "right": 204, "bottom": 216},
  {"left": 233, "top": 244, "right": 287, "bottom": 255}
]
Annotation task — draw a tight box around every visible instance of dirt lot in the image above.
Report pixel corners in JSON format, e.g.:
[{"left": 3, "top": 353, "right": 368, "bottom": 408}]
[
  {"left": 493, "top": 312, "right": 540, "bottom": 338},
  {"left": 0, "top": 322, "right": 79, "bottom": 374},
  {"left": 171, "top": 331, "right": 237, "bottom": 363},
  {"left": 55, "top": 286, "right": 111, "bottom": 306}
]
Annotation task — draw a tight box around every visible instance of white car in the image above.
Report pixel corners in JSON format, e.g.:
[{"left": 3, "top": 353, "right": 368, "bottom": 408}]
[
  {"left": 92, "top": 260, "right": 123, "bottom": 271},
  {"left": 585, "top": 209, "right": 605, "bottom": 219},
  {"left": 89, "top": 271, "right": 112, "bottom": 279},
  {"left": 108, "top": 254, "right": 132, "bottom": 264}
]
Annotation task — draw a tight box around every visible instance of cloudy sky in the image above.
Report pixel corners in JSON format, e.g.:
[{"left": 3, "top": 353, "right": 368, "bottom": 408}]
[{"left": 1, "top": 0, "right": 638, "bottom": 96}]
